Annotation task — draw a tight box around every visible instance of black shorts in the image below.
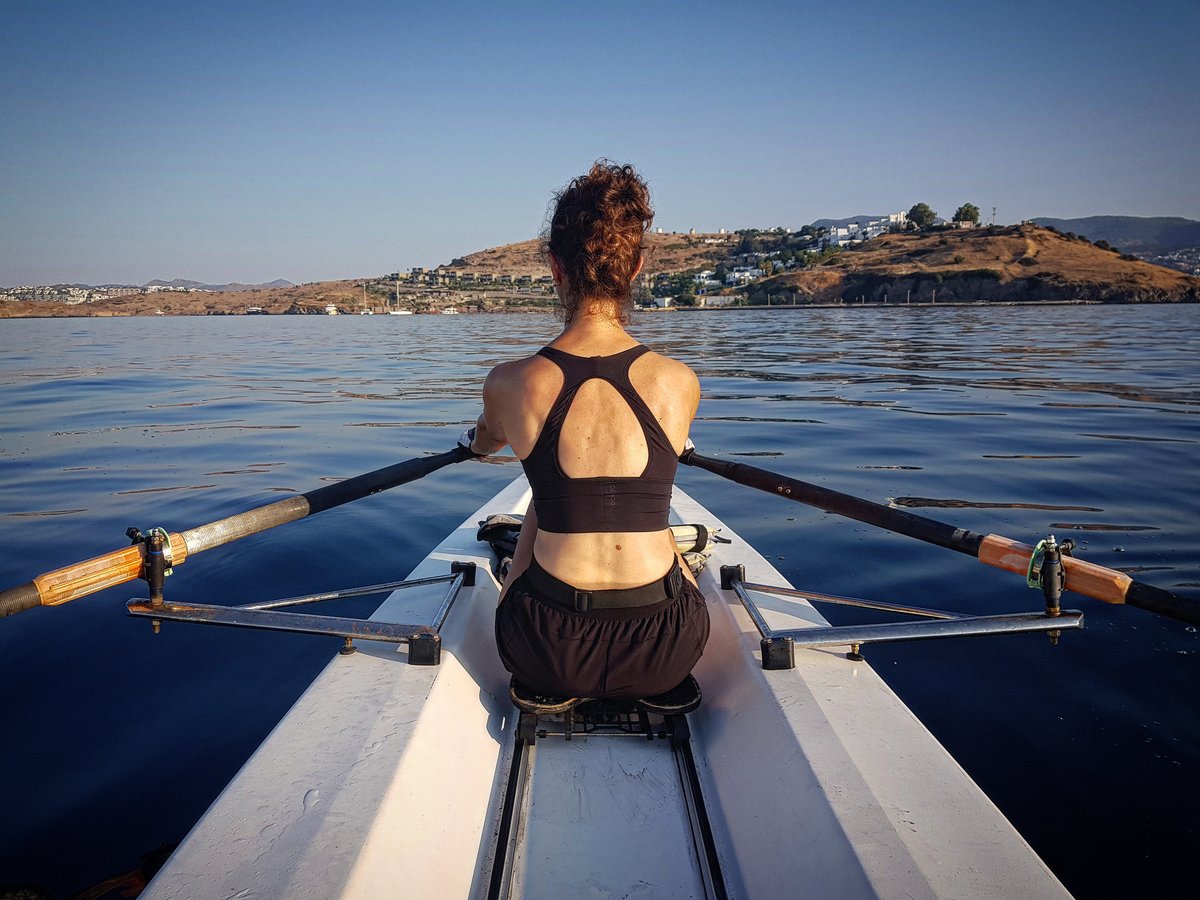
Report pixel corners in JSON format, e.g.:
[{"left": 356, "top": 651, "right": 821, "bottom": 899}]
[{"left": 495, "top": 558, "right": 710, "bottom": 699}]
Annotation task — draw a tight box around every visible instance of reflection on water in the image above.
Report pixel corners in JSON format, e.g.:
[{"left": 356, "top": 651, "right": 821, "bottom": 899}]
[
  {"left": 203, "top": 464, "right": 284, "bottom": 476},
  {"left": 1048, "top": 522, "right": 1160, "bottom": 532},
  {"left": 890, "top": 497, "right": 1103, "bottom": 511},
  {"left": 113, "top": 484, "right": 219, "bottom": 495},
  {"left": 147, "top": 396, "right": 240, "bottom": 408},
  {"left": 1079, "top": 432, "right": 1199, "bottom": 443},
  {"left": 7, "top": 508, "right": 88, "bottom": 518},
  {"left": 982, "top": 453, "right": 1080, "bottom": 459},
  {"left": 0, "top": 306, "right": 1198, "bottom": 898},
  {"left": 345, "top": 420, "right": 462, "bottom": 427}
]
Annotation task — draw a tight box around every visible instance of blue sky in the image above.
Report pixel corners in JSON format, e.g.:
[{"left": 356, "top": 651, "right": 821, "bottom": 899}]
[{"left": 2, "top": 0, "right": 1197, "bottom": 286}]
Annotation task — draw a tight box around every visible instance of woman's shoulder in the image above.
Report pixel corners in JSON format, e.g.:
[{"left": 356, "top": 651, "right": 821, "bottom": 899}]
[
  {"left": 636, "top": 347, "right": 699, "bottom": 387},
  {"left": 484, "top": 351, "right": 561, "bottom": 394},
  {"left": 631, "top": 348, "right": 700, "bottom": 414}
]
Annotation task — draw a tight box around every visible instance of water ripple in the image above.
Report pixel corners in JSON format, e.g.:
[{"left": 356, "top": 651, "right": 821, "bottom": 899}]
[{"left": 890, "top": 497, "right": 1103, "bottom": 511}]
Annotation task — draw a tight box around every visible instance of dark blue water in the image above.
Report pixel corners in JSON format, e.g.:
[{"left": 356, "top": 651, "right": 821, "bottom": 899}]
[{"left": 1, "top": 308, "right": 1197, "bottom": 898}]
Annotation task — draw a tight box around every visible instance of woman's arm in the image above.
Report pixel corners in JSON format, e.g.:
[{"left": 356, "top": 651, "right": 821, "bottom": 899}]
[
  {"left": 470, "top": 367, "right": 511, "bottom": 455},
  {"left": 470, "top": 411, "right": 508, "bottom": 455}
]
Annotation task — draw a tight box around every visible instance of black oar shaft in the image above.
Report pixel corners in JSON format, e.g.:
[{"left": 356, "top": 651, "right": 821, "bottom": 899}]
[
  {"left": 0, "top": 447, "right": 473, "bottom": 617},
  {"left": 0, "top": 582, "right": 40, "bottom": 618},
  {"left": 682, "top": 451, "right": 985, "bottom": 556},
  {"left": 682, "top": 450, "right": 1200, "bottom": 626},
  {"left": 181, "top": 448, "right": 470, "bottom": 554},
  {"left": 1125, "top": 581, "right": 1200, "bottom": 625}
]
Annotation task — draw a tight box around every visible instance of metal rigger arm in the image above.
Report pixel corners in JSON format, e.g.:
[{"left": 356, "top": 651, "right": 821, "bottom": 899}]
[
  {"left": 719, "top": 552, "right": 1083, "bottom": 670},
  {"left": 125, "top": 527, "right": 476, "bottom": 666}
]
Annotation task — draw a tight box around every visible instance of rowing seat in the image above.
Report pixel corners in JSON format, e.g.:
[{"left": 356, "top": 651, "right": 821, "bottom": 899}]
[{"left": 509, "top": 676, "right": 701, "bottom": 745}]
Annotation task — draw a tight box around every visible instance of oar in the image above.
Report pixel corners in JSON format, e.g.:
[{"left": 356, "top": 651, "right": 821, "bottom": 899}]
[
  {"left": 0, "top": 446, "right": 475, "bottom": 619},
  {"left": 680, "top": 449, "right": 1199, "bottom": 626}
]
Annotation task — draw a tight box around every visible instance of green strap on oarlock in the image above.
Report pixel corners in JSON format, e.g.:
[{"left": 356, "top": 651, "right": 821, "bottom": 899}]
[{"left": 1026, "top": 539, "right": 1048, "bottom": 589}]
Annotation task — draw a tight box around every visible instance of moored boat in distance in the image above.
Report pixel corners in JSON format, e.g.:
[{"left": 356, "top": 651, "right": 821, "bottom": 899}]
[
  {"left": 387, "top": 309, "right": 414, "bottom": 315},
  {"left": 324, "top": 304, "right": 339, "bottom": 315},
  {"left": 141, "top": 476, "right": 1070, "bottom": 899}
]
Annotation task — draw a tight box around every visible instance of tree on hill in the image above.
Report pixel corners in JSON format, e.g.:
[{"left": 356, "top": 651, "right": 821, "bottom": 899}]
[
  {"left": 652, "top": 273, "right": 697, "bottom": 306},
  {"left": 953, "top": 203, "right": 981, "bottom": 225},
  {"left": 673, "top": 277, "right": 698, "bottom": 307},
  {"left": 908, "top": 203, "right": 937, "bottom": 230},
  {"left": 738, "top": 233, "right": 764, "bottom": 254}
]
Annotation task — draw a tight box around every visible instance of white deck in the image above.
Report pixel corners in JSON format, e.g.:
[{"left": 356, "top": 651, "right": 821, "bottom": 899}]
[
  {"left": 505, "top": 739, "right": 710, "bottom": 897},
  {"left": 144, "top": 475, "right": 1070, "bottom": 899}
]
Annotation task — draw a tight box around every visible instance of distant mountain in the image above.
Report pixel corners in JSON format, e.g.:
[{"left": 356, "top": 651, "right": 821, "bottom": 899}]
[
  {"left": 810, "top": 214, "right": 950, "bottom": 231},
  {"left": 62, "top": 283, "right": 138, "bottom": 290},
  {"left": 810, "top": 215, "right": 891, "bottom": 229},
  {"left": 144, "top": 278, "right": 295, "bottom": 292},
  {"left": 1030, "top": 216, "right": 1200, "bottom": 253}
]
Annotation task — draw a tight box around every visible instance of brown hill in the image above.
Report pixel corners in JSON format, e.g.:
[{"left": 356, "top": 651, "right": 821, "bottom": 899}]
[
  {"left": 0, "top": 231, "right": 736, "bottom": 317},
  {"left": 5, "top": 225, "right": 1196, "bottom": 318},
  {"left": 0, "top": 280, "right": 376, "bottom": 317},
  {"left": 448, "top": 231, "right": 735, "bottom": 278},
  {"left": 751, "top": 225, "right": 1200, "bottom": 304}
]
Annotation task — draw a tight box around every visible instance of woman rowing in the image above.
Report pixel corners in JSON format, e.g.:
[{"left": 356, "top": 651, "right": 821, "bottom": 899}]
[{"left": 462, "top": 161, "right": 710, "bottom": 701}]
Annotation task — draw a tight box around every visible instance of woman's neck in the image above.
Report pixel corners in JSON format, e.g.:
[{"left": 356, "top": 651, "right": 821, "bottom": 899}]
[{"left": 554, "top": 304, "right": 636, "bottom": 353}]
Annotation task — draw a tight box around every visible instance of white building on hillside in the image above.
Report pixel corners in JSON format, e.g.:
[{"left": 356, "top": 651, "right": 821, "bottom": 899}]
[{"left": 726, "top": 267, "right": 764, "bottom": 285}]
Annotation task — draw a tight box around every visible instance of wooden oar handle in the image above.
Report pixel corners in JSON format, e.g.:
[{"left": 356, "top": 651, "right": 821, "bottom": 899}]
[
  {"left": 11, "top": 533, "right": 189, "bottom": 611},
  {"left": 979, "top": 534, "right": 1134, "bottom": 604}
]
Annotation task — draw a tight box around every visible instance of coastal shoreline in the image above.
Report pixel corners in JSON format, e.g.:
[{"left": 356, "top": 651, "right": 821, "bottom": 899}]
[
  {"left": 6, "top": 298, "right": 1188, "bottom": 320},
  {"left": 5, "top": 225, "right": 1198, "bottom": 318}
]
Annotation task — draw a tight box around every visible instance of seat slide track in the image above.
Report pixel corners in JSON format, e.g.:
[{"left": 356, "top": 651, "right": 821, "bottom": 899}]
[{"left": 484, "top": 699, "right": 726, "bottom": 899}]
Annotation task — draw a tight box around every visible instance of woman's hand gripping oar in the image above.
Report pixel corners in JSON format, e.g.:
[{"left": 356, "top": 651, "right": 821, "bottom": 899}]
[
  {"left": 0, "top": 446, "right": 476, "bottom": 619},
  {"left": 680, "top": 448, "right": 1200, "bottom": 626}
]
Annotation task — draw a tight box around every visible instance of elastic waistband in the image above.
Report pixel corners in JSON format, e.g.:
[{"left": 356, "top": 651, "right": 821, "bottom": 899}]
[{"left": 524, "top": 557, "right": 684, "bottom": 613}]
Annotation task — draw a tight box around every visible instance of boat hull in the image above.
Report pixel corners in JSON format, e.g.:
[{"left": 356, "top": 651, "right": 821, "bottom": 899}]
[{"left": 144, "top": 476, "right": 1069, "bottom": 898}]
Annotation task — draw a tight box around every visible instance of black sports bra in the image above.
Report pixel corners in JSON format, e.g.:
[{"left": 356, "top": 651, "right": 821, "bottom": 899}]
[{"left": 520, "top": 345, "right": 677, "bottom": 534}]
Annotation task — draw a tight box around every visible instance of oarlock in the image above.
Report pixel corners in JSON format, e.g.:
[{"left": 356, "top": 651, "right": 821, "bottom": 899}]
[{"left": 128, "top": 526, "right": 173, "bottom": 634}]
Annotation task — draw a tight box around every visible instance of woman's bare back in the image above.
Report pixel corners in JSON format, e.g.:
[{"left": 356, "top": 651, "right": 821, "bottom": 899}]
[{"left": 484, "top": 331, "right": 699, "bottom": 589}]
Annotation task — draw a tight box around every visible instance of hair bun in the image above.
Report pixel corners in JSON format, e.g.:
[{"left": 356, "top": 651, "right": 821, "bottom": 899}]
[{"left": 545, "top": 160, "right": 653, "bottom": 323}]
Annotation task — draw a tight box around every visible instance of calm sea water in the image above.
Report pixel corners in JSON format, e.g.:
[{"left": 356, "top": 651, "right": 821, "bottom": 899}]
[{"left": 1, "top": 307, "right": 1197, "bottom": 898}]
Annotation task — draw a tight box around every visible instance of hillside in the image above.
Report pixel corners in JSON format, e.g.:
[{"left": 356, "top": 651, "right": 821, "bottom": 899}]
[
  {"left": 0, "top": 279, "right": 373, "bottom": 317},
  {"left": 0, "top": 231, "right": 732, "bottom": 317},
  {"left": 447, "top": 231, "right": 735, "bottom": 278},
  {"left": 749, "top": 225, "right": 1200, "bottom": 305},
  {"left": 4, "top": 225, "right": 1198, "bottom": 318}
]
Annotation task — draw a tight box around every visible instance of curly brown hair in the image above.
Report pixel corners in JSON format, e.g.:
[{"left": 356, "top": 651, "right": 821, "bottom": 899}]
[{"left": 545, "top": 160, "right": 653, "bottom": 324}]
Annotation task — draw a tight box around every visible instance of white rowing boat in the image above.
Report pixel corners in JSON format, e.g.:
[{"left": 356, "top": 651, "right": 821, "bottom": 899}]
[{"left": 142, "top": 475, "right": 1070, "bottom": 898}]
